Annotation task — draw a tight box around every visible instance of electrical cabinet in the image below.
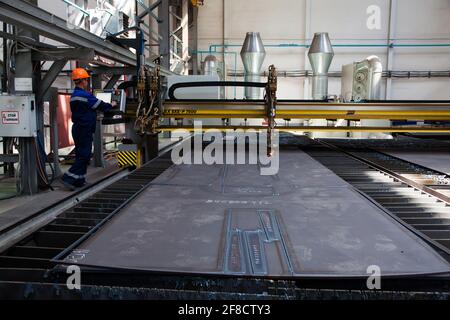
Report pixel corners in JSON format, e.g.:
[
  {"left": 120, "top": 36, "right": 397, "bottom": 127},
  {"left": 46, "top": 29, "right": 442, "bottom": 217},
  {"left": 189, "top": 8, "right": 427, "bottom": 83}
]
[{"left": 0, "top": 94, "right": 36, "bottom": 137}]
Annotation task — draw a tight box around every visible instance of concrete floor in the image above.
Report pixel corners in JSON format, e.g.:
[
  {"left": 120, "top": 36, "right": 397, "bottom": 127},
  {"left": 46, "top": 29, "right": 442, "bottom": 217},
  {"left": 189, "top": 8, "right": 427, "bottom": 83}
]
[
  {"left": 0, "top": 159, "right": 120, "bottom": 233},
  {"left": 0, "top": 137, "right": 177, "bottom": 233}
]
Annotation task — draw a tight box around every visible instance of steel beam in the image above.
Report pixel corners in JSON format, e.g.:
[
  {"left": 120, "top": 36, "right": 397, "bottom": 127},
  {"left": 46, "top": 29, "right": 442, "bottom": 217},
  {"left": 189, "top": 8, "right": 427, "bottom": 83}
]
[
  {"left": 91, "top": 66, "right": 137, "bottom": 76},
  {"left": 0, "top": 0, "right": 136, "bottom": 66},
  {"left": 36, "top": 59, "right": 67, "bottom": 105},
  {"left": 0, "top": 30, "right": 55, "bottom": 48},
  {"left": 104, "top": 75, "right": 121, "bottom": 90},
  {"left": 137, "top": 0, "right": 162, "bottom": 22},
  {"left": 31, "top": 48, "right": 94, "bottom": 62}
]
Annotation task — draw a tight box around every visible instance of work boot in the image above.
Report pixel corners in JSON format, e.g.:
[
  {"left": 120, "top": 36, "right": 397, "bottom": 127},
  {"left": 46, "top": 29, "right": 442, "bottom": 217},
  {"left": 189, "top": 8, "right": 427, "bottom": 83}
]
[{"left": 60, "top": 178, "right": 76, "bottom": 191}]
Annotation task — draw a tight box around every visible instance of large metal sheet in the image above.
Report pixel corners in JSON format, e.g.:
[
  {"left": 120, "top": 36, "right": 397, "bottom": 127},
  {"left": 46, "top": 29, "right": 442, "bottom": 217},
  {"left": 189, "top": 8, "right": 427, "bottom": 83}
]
[{"left": 64, "top": 149, "right": 450, "bottom": 277}]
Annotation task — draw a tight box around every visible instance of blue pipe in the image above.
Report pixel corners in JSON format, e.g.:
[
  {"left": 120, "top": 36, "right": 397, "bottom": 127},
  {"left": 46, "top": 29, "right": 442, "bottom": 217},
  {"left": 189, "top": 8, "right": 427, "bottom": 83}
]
[{"left": 208, "top": 43, "right": 450, "bottom": 52}]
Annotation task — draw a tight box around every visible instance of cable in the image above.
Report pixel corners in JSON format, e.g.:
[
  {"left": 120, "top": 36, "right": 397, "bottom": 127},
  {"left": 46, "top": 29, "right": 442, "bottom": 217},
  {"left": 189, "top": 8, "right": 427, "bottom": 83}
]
[
  {"left": 227, "top": 70, "right": 450, "bottom": 79},
  {"left": 34, "top": 134, "right": 54, "bottom": 191},
  {"left": 14, "top": 141, "right": 21, "bottom": 196},
  {"left": 36, "top": 132, "right": 55, "bottom": 185},
  {"left": 34, "top": 137, "right": 48, "bottom": 184}
]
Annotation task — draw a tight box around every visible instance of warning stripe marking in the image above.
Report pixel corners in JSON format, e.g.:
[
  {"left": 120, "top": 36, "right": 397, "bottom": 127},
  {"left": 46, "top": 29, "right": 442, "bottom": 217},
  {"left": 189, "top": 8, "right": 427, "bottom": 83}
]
[{"left": 118, "top": 151, "right": 138, "bottom": 167}]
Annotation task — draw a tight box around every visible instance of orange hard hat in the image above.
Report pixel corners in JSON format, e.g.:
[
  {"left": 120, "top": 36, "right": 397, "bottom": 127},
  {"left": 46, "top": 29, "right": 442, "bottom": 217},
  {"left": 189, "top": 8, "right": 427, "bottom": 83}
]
[{"left": 72, "top": 68, "right": 90, "bottom": 81}]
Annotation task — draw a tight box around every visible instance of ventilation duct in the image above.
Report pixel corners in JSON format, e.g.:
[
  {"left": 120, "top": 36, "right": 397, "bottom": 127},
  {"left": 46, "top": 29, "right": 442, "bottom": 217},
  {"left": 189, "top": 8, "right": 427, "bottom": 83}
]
[{"left": 240, "top": 32, "right": 266, "bottom": 99}]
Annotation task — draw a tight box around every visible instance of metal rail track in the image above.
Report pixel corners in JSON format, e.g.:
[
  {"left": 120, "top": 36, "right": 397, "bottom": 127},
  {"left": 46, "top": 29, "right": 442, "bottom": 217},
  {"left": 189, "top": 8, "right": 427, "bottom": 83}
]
[{"left": 304, "top": 140, "right": 450, "bottom": 256}]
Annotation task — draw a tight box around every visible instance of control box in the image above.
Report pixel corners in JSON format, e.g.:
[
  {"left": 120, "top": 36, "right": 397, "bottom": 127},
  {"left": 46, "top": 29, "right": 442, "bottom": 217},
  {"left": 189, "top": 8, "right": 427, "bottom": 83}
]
[{"left": 0, "top": 94, "right": 36, "bottom": 137}]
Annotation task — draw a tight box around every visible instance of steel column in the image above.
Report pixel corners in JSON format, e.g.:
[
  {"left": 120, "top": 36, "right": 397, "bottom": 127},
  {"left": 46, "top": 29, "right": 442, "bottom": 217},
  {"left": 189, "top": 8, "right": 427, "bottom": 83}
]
[
  {"left": 385, "top": 0, "right": 397, "bottom": 99},
  {"left": 47, "top": 87, "right": 62, "bottom": 178},
  {"left": 91, "top": 67, "right": 137, "bottom": 76},
  {"left": 31, "top": 48, "right": 94, "bottom": 62},
  {"left": 303, "top": 0, "right": 312, "bottom": 99},
  {"left": 13, "top": 0, "right": 39, "bottom": 194},
  {"left": 91, "top": 75, "right": 105, "bottom": 168},
  {"left": 181, "top": 0, "right": 189, "bottom": 75},
  {"left": 191, "top": 6, "right": 199, "bottom": 75},
  {"left": 1, "top": 23, "right": 7, "bottom": 92},
  {"left": 159, "top": 0, "right": 170, "bottom": 70}
]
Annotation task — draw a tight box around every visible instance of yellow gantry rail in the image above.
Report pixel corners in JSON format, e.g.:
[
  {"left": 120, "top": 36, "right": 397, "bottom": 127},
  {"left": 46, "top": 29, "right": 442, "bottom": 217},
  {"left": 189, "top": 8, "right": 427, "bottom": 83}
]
[{"left": 162, "top": 101, "right": 450, "bottom": 121}]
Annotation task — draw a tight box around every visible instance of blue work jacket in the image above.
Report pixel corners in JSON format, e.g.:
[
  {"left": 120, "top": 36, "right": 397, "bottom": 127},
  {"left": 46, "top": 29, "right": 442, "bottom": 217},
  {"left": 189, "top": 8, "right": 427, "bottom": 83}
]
[{"left": 70, "top": 87, "right": 113, "bottom": 129}]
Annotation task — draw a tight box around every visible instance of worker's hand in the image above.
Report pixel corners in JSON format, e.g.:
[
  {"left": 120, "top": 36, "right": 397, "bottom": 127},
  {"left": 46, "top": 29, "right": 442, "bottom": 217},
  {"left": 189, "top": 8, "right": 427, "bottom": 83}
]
[{"left": 111, "top": 100, "right": 118, "bottom": 108}]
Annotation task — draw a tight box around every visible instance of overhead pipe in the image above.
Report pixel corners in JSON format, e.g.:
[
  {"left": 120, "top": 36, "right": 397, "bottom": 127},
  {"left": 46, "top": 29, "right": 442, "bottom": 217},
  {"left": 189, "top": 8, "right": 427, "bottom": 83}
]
[
  {"left": 208, "top": 42, "right": 450, "bottom": 52},
  {"left": 194, "top": 38, "right": 450, "bottom": 98},
  {"left": 226, "top": 69, "right": 450, "bottom": 79}
]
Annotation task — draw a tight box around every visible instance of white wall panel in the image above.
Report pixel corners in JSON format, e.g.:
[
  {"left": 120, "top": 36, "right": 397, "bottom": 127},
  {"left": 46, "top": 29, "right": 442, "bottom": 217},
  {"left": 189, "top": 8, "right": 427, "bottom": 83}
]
[{"left": 197, "top": 0, "right": 450, "bottom": 100}]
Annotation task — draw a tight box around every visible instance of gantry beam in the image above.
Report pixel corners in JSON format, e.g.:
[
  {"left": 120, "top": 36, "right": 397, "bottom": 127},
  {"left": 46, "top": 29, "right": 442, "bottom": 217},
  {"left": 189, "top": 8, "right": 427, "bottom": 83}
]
[{"left": 162, "top": 101, "right": 450, "bottom": 121}]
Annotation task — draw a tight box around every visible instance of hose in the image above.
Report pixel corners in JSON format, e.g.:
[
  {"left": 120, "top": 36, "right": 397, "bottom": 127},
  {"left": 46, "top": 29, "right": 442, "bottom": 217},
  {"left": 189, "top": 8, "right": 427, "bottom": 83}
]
[
  {"left": 168, "top": 81, "right": 266, "bottom": 100},
  {"left": 36, "top": 132, "right": 55, "bottom": 185}
]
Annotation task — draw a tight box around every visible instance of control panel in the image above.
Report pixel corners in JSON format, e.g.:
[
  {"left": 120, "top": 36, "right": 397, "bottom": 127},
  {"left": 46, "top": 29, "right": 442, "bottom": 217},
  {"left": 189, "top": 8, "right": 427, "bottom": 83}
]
[
  {"left": 94, "top": 89, "right": 126, "bottom": 113},
  {"left": 0, "top": 94, "right": 37, "bottom": 137},
  {"left": 94, "top": 89, "right": 127, "bottom": 125}
]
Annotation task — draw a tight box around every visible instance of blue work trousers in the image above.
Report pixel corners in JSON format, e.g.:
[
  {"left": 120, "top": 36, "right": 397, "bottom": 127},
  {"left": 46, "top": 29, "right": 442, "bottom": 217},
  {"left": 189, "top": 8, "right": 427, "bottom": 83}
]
[{"left": 62, "top": 124, "right": 94, "bottom": 187}]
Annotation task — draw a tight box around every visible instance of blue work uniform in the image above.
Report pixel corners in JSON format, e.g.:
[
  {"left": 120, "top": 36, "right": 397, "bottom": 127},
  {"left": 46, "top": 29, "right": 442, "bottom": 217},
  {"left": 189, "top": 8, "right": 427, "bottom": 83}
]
[{"left": 62, "top": 87, "right": 112, "bottom": 188}]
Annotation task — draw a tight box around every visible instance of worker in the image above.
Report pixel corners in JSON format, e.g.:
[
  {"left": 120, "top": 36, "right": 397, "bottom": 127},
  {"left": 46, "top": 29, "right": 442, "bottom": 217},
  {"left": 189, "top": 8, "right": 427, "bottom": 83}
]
[{"left": 61, "top": 68, "right": 116, "bottom": 191}]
